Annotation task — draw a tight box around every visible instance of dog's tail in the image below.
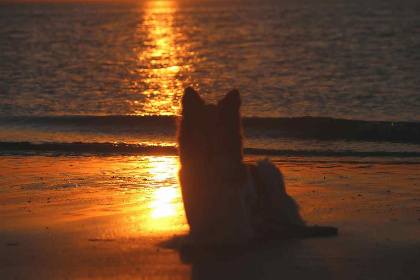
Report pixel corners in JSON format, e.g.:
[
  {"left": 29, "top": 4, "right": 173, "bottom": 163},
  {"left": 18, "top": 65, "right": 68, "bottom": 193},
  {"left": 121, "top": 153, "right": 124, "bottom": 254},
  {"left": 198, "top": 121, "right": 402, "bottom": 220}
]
[{"left": 256, "top": 159, "right": 305, "bottom": 226}]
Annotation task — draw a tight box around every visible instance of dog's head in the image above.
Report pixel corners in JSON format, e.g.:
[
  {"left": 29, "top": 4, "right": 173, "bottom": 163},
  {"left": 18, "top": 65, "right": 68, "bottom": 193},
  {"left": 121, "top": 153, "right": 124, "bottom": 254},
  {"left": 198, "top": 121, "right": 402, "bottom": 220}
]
[{"left": 179, "top": 87, "right": 243, "bottom": 163}]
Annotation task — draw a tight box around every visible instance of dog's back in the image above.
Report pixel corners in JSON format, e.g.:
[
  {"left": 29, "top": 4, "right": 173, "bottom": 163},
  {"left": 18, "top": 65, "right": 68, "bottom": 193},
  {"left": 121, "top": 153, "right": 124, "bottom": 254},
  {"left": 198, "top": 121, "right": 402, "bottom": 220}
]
[
  {"left": 178, "top": 87, "right": 304, "bottom": 244},
  {"left": 178, "top": 87, "right": 253, "bottom": 243}
]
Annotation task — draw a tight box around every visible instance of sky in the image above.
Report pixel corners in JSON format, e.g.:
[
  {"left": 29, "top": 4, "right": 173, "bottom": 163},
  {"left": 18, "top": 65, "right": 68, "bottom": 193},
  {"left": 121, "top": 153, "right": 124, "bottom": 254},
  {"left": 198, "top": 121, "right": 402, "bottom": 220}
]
[{"left": 0, "top": 0, "right": 149, "bottom": 3}]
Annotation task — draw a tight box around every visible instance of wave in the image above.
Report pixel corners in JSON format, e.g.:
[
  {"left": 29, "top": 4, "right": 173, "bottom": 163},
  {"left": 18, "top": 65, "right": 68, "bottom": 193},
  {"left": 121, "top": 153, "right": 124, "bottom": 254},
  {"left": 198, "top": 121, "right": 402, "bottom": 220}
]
[
  {"left": 243, "top": 117, "right": 420, "bottom": 143},
  {"left": 0, "top": 142, "right": 177, "bottom": 155},
  {"left": 1, "top": 141, "right": 419, "bottom": 159},
  {"left": 1, "top": 115, "right": 419, "bottom": 143},
  {"left": 0, "top": 116, "right": 420, "bottom": 144}
]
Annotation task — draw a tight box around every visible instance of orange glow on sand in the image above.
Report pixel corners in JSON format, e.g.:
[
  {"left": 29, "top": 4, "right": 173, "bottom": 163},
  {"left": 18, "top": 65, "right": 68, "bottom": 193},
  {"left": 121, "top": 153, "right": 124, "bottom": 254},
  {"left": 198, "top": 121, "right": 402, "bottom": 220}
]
[
  {"left": 149, "top": 187, "right": 177, "bottom": 218},
  {"left": 146, "top": 157, "right": 181, "bottom": 219},
  {"left": 2, "top": 156, "right": 420, "bottom": 278},
  {"left": 0, "top": 156, "right": 187, "bottom": 236}
]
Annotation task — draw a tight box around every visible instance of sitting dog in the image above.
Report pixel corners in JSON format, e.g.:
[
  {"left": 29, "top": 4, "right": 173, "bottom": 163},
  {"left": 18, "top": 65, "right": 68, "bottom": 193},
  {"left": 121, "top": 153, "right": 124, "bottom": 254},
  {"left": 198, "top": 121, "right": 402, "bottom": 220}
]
[{"left": 178, "top": 87, "right": 336, "bottom": 245}]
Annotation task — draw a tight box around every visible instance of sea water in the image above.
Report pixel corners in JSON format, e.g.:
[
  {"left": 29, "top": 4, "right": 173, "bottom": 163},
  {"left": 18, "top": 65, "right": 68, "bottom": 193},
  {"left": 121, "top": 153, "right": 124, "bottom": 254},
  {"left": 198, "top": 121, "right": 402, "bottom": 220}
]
[{"left": 0, "top": 0, "right": 419, "bottom": 159}]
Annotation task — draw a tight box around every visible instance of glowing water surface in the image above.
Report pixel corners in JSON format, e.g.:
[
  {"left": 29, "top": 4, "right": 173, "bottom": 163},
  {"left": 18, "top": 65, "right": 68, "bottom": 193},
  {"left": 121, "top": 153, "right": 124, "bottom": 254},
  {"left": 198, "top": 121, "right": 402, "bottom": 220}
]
[
  {"left": 131, "top": 0, "right": 194, "bottom": 115},
  {"left": 2, "top": 0, "right": 418, "bottom": 121}
]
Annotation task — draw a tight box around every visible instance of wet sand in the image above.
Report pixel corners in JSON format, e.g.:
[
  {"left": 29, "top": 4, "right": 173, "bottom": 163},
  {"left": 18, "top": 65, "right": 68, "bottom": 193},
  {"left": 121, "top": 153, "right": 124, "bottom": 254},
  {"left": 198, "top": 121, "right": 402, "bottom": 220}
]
[{"left": 0, "top": 156, "right": 419, "bottom": 279}]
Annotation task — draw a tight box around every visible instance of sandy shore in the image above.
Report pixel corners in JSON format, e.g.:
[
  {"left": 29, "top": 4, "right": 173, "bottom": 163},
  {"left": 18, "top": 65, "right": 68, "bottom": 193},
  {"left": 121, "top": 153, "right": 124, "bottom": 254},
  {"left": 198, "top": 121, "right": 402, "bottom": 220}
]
[{"left": 0, "top": 156, "right": 419, "bottom": 279}]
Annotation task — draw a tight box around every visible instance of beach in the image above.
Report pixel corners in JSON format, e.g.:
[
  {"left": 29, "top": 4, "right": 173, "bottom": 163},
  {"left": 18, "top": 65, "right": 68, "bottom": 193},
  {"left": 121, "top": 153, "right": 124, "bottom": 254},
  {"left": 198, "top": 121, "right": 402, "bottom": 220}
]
[{"left": 1, "top": 155, "right": 418, "bottom": 279}]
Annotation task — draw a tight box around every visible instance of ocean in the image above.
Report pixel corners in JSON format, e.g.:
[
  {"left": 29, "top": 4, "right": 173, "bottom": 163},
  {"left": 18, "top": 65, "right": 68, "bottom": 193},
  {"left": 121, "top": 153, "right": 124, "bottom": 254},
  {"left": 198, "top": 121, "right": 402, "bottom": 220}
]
[{"left": 0, "top": 0, "right": 419, "bottom": 160}]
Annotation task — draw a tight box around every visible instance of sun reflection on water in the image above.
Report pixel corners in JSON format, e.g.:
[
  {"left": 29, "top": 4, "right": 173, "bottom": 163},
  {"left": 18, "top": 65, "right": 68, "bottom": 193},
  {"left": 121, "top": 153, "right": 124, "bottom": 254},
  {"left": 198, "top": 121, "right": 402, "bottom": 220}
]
[
  {"left": 146, "top": 156, "right": 182, "bottom": 221},
  {"left": 132, "top": 0, "right": 194, "bottom": 116},
  {"left": 149, "top": 187, "right": 177, "bottom": 218}
]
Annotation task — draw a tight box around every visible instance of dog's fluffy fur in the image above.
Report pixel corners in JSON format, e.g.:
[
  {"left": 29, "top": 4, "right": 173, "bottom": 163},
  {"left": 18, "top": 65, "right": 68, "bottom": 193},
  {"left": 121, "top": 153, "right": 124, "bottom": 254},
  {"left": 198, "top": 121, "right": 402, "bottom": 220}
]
[{"left": 178, "top": 87, "right": 304, "bottom": 244}]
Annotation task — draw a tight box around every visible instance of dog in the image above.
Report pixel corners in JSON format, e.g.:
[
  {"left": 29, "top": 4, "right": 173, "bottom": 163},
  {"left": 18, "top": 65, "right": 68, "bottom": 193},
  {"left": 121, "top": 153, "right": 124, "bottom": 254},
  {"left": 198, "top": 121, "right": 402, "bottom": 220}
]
[{"left": 178, "top": 87, "right": 336, "bottom": 245}]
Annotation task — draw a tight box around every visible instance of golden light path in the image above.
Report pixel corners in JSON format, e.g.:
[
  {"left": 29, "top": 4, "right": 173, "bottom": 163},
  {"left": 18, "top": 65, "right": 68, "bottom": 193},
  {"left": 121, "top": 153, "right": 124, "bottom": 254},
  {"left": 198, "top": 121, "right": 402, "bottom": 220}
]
[
  {"left": 150, "top": 187, "right": 178, "bottom": 218},
  {"left": 132, "top": 0, "right": 194, "bottom": 115},
  {"left": 134, "top": 1, "right": 187, "bottom": 225},
  {"left": 118, "top": 156, "right": 187, "bottom": 236},
  {"left": 140, "top": 156, "right": 187, "bottom": 235},
  {"left": 146, "top": 156, "right": 180, "bottom": 219},
  {"left": 125, "top": 0, "right": 194, "bottom": 233}
]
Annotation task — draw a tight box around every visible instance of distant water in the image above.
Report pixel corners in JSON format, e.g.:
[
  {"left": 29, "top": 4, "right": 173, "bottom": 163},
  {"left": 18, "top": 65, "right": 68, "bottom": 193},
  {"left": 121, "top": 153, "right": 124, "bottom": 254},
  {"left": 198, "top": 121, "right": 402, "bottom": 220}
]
[{"left": 0, "top": 0, "right": 419, "bottom": 159}]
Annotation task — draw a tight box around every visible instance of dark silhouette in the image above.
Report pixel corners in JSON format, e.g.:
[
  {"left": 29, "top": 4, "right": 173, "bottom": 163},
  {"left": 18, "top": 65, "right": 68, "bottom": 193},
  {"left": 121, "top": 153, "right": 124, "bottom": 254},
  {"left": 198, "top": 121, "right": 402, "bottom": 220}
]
[{"left": 178, "top": 87, "right": 337, "bottom": 246}]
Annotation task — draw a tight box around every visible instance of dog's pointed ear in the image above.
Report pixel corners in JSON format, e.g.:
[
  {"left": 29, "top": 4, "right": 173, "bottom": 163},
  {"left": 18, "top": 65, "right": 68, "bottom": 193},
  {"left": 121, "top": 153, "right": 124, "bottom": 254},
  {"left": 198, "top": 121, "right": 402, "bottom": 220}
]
[
  {"left": 218, "top": 89, "right": 241, "bottom": 110},
  {"left": 182, "top": 87, "right": 204, "bottom": 116}
]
